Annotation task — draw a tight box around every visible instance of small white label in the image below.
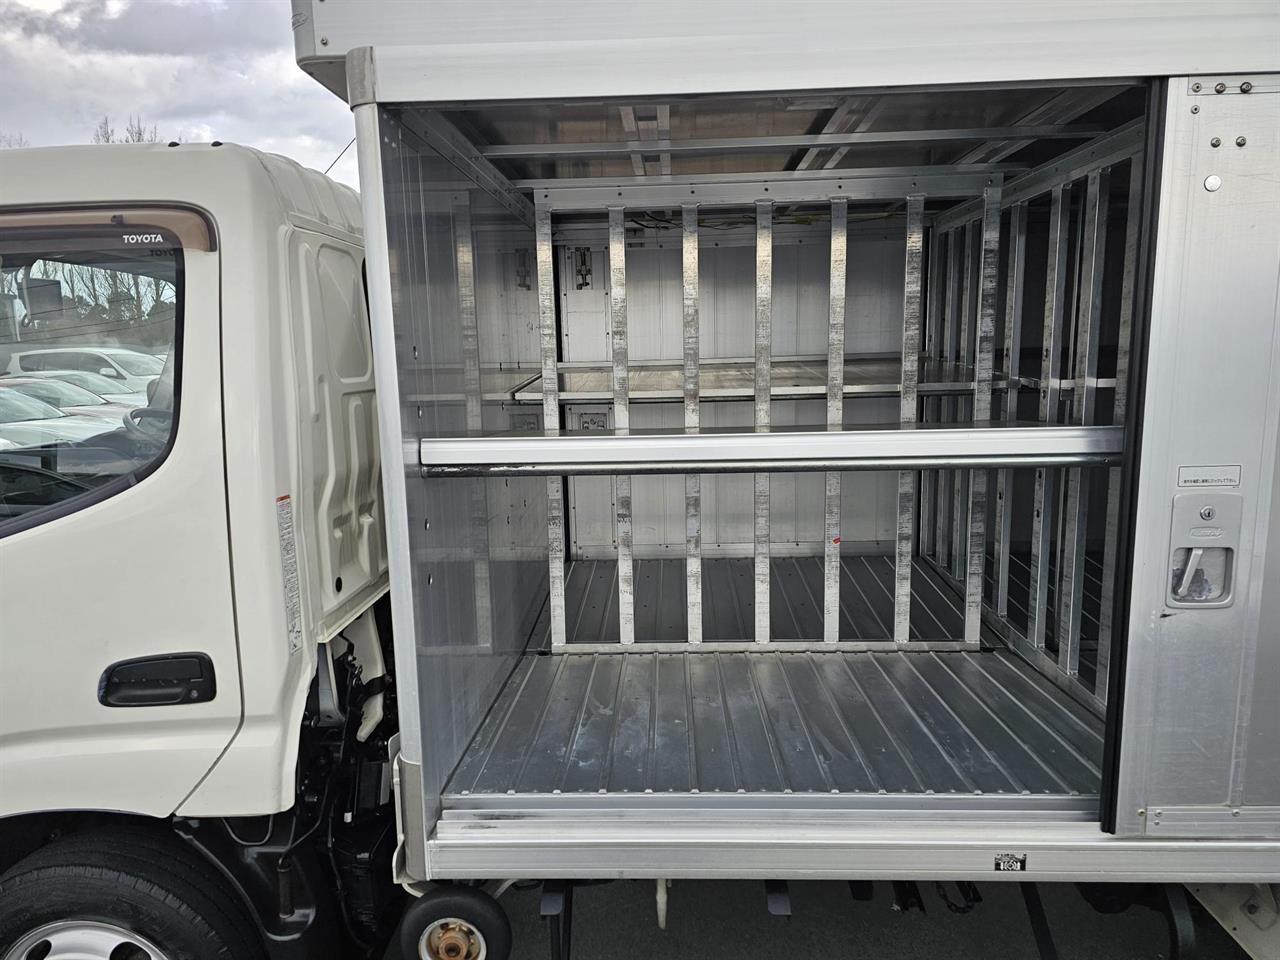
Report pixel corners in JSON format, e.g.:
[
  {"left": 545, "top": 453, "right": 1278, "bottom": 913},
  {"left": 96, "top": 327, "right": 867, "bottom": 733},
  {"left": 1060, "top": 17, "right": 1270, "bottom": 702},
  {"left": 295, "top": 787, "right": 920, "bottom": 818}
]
[
  {"left": 1178, "top": 465, "right": 1241, "bottom": 489},
  {"left": 275, "top": 495, "right": 303, "bottom": 655}
]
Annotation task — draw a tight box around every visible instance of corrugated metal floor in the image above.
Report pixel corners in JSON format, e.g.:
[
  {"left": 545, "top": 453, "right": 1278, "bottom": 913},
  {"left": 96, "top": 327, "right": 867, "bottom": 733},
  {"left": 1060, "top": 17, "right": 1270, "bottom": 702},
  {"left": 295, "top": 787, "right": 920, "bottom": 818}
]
[
  {"left": 445, "top": 649, "right": 1104, "bottom": 804},
  {"left": 540, "top": 555, "right": 976, "bottom": 645}
]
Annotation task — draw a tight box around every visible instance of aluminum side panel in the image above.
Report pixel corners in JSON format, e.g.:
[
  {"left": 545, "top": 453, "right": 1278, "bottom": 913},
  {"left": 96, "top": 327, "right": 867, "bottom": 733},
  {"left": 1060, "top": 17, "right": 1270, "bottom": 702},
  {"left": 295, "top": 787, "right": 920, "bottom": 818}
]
[{"left": 1115, "top": 76, "right": 1280, "bottom": 837}]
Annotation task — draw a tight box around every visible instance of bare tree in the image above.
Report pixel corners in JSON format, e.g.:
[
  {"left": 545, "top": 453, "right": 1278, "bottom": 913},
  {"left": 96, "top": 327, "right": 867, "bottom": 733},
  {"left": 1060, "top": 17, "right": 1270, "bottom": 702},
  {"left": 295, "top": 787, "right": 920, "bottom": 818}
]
[
  {"left": 92, "top": 114, "right": 161, "bottom": 144},
  {"left": 91, "top": 115, "right": 114, "bottom": 144},
  {"left": 0, "top": 131, "right": 30, "bottom": 149}
]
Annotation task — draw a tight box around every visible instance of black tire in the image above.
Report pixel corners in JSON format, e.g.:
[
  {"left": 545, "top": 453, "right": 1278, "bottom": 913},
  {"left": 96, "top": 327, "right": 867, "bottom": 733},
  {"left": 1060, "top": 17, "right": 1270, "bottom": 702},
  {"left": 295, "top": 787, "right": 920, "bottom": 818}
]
[
  {"left": 399, "top": 886, "right": 511, "bottom": 960},
  {"left": 0, "top": 827, "right": 266, "bottom": 960}
]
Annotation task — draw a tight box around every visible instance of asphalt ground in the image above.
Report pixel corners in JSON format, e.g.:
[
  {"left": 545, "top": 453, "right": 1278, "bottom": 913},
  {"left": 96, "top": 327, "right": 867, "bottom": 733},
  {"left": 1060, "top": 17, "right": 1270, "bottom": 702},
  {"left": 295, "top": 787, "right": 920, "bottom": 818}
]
[{"left": 499, "top": 879, "right": 1249, "bottom": 960}]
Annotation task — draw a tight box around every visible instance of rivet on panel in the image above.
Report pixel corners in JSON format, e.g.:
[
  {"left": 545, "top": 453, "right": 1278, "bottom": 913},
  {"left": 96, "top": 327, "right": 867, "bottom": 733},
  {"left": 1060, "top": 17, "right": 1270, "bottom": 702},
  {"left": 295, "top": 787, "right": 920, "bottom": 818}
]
[
  {"left": 1191, "top": 105, "right": 1200, "bottom": 115},
  {"left": 1240, "top": 81, "right": 1253, "bottom": 93},
  {"left": 1204, "top": 175, "right": 1222, "bottom": 192},
  {"left": 1210, "top": 137, "right": 1221, "bottom": 148},
  {"left": 320, "top": 36, "right": 329, "bottom": 46},
  {"left": 1214, "top": 82, "right": 1226, "bottom": 93},
  {"left": 1236, "top": 136, "right": 1247, "bottom": 147},
  {"left": 1191, "top": 82, "right": 1203, "bottom": 92}
]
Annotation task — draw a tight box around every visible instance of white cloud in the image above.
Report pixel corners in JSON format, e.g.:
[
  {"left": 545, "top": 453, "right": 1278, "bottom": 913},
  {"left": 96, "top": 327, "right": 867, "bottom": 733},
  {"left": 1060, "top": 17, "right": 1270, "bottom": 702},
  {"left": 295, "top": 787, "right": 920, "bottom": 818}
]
[{"left": 0, "top": 0, "right": 358, "bottom": 186}]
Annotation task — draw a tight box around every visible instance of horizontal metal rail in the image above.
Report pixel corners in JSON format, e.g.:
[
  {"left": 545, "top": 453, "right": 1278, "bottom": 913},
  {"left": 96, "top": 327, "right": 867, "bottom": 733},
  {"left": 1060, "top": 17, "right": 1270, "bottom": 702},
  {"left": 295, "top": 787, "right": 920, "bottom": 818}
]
[
  {"left": 932, "top": 119, "right": 1142, "bottom": 232},
  {"left": 419, "top": 425, "right": 1124, "bottom": 476},
  {"left": 523, "top": 168, "right": 1014, "bottom": 211},
  {"left": 481, "top": 124, "right": 1105, "bottom": 158}
]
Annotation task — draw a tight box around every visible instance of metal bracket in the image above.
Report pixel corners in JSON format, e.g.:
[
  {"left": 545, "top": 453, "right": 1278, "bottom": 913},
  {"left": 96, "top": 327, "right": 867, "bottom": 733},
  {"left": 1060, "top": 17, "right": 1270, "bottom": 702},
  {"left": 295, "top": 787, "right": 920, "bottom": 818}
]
[
  {"left": 541, "top": 880, "right": 574, "bottom": 960},
  {"left": 397, "top": 110, "right": 536, "bottom": 228},
  {"left": 765, "top": 880, "right": 792, "bottom": 917},
  {"left": 891, "top": 880, "right": 926, "bottom": 914},
  {"left": 344, "top": 46, "right": 376, "bottom": 107}
]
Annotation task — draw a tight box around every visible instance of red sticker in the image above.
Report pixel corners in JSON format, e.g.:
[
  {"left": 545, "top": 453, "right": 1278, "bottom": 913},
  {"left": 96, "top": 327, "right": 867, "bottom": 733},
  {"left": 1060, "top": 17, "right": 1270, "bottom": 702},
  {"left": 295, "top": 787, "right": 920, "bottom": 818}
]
[{"left": 832, "top": 537, "right": 841, "bottom": 544}]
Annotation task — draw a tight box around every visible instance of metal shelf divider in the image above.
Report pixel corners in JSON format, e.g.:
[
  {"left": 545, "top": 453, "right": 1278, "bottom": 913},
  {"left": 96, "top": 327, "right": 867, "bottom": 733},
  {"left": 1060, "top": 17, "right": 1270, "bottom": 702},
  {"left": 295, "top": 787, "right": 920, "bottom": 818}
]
[
  {"left": 682, "top": 203, "right": 702, "bottom": 645},
  {"left": 824, "top": 198, "right": 849, "bottom": 643}
]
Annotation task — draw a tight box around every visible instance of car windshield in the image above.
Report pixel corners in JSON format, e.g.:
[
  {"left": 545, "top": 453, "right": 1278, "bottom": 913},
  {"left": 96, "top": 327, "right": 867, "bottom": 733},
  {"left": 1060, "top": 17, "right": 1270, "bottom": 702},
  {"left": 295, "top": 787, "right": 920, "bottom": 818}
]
[
  {"left": 110, "top": 352, "right": 163, "bottom": 376},
  {"left": 37, "top": 370, "right": 133, "bottom": 397},
  {"left": 1, "top": 378, "right": 104, "bottom": 407},
  {"left": 0, "top": 389, "right": 63, "bottom": 423}
]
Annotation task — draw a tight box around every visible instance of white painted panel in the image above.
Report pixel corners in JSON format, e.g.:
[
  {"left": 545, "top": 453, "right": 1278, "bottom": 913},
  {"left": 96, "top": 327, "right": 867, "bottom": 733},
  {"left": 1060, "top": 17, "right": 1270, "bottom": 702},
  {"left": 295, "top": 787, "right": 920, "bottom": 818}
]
[{"left": 301, "top": 2, "right": 1280, "bottom": 103}]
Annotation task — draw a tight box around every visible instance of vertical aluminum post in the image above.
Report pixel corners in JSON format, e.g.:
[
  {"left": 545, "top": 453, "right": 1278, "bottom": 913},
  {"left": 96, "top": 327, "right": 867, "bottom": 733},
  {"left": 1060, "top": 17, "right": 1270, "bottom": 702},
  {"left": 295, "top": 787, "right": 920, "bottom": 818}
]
[
  {"left": 894, "top": 195, "right": 926, "bottom": 644},
  {"left": 682, "top": 204, "right": 702, "bottom": 643},
  {"left": 824, "top": 198, "right": 848, "bottom": 642},
  {"left": 1029, "top": 185, "right": 1070, "bottom": 650},
  {"left": 1095, "top": 159, "right": 1142, "bottom": 699},
  {"left": 609, "top": 207, "right": 635, "bottom": 645},
  {"left": 754, "top": 200, "right": 773, "bottom": 643},
  {"left": 920, "top": 227, "right": 943, "bottom": 561},
  {"left": 1058, "top": 169, "right": 1109, "bottom": 676},
  {"left": 994, "top": 202, "right": 1028, "bottom": 619},
  {"left": 454, "top": 194, "right": 493, "bottom": 649},
  {"left": 952, "top": 223, "right": 975, "bottom": 582},
  {"left": 536, "top": 204, "right": 567, "bottom": 647},
  {"left": 936, "top": 230, "right": 960, "bottom": 569},
  {"left": 963, "top": 184, "right": 1003, "bottom": 642}
]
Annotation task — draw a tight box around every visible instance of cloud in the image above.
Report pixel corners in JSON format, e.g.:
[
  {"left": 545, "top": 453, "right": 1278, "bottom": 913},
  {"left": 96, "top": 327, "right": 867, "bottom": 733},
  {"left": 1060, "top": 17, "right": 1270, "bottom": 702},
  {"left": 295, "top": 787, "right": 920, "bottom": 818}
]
[{"left": 0, "top": 0, "right": 358, "bottom": 186}]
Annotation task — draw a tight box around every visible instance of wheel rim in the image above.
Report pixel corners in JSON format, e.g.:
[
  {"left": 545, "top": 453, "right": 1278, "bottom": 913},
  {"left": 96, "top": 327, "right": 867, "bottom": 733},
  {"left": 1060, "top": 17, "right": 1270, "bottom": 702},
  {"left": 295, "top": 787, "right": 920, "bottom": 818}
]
[
  {"left": 419, "top": 916, "right": 487, "bottom": 960},
  {"left": 3, "top": 920, "right": 173, "bottom": 960}
]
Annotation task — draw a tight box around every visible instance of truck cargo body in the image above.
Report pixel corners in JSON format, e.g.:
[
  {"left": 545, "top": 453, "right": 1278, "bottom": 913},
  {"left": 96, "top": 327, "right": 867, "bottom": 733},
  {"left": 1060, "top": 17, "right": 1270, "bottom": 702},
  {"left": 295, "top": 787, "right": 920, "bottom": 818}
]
[{"left": 293, "top": 0, "right": 1280, "bottom": 886}]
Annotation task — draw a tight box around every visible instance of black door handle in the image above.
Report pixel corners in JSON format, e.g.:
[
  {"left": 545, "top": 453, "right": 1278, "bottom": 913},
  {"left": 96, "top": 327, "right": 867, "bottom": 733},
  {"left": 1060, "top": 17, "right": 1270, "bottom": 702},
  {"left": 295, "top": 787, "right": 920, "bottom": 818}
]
[{"left": 98, "top": 653, "right": 217, "bottom": 707}]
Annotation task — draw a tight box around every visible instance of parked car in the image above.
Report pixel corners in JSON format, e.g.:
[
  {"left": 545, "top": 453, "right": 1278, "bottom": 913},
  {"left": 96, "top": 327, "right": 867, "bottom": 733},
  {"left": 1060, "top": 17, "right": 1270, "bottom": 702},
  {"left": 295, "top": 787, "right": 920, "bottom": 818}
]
[
  {"left": 4, "top": 346, "right": 163, "bottom": 395},
  {"left": 0, "top": 376, "right": 132, "bottom": 423},
  {"left": 0, "top": 389, "right": 118, "bottom": 449},
  {"left": 19, "top": 369, "right": 147, "bottom": 406}
]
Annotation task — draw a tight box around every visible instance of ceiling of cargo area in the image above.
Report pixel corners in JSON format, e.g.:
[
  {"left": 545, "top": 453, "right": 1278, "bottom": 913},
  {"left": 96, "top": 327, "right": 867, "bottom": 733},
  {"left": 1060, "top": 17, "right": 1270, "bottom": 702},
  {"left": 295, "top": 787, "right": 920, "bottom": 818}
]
[{"left": 435, "top": 82, "right": 1145, "bottom": 185}]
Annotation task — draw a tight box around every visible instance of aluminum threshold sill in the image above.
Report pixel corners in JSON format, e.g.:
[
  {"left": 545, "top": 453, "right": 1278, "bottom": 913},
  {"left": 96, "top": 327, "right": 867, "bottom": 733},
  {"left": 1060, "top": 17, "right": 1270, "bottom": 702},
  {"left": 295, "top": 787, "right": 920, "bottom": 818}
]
[
  {"left": 424, "top": 817, "right": 1280, "bottom": 883},
  {"left": 418, "top": 424, "right": 1123, "bottom": 477}
]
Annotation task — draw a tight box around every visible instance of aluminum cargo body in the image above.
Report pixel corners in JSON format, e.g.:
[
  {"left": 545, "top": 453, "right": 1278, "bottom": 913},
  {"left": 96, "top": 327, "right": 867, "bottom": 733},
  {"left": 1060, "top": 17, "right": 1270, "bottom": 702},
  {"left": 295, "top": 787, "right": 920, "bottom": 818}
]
[{"left": 293, "top": 0, "right": 1280, "bottom": 884}]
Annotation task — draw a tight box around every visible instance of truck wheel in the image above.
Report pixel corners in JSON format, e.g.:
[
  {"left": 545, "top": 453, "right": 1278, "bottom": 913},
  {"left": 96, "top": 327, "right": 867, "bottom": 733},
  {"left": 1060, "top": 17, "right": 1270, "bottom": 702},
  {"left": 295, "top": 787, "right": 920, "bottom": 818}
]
[
  {"left": 0, "top": 828, "right": 265, "bottom": 960},
  {"left": 400, "top": 886, "right": 511, "bottom": 960}
]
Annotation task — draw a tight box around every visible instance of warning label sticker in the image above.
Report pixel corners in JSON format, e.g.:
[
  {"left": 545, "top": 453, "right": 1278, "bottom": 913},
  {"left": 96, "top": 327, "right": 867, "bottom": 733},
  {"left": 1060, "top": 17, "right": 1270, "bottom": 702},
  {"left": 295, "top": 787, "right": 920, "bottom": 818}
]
[
  {"left": 1177, "top": 465, "right": 1242, "bottom": 489},
  {"left": 275, "top": 495, "right": 303, "bottom": 655}
]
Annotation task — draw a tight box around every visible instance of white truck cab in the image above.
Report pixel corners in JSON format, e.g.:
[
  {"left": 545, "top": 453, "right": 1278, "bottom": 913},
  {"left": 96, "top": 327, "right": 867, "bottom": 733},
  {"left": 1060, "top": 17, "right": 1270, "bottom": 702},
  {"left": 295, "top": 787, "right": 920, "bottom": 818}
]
[{"left": 0, "top": 143, "right": 392, "bottom": 960}]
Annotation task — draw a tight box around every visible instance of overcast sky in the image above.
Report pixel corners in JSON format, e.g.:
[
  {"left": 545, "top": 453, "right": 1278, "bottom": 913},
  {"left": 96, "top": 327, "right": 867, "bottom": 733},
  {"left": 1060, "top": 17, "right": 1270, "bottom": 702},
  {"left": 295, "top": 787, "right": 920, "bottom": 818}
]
[{"left": 0, "top": 0, "right": 359, "bottom": 186}]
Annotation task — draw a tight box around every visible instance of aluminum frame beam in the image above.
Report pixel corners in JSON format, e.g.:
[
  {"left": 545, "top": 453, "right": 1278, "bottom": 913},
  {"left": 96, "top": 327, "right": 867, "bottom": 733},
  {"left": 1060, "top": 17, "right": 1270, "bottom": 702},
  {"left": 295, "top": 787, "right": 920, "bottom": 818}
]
[
  {"left": 481, "top": 124, "right": 1105, "bottom": 158},
  {"left": 419, "top": 425, "right": 1124, "bottom": 477},
  {"left": 522, "top": 168, "right": 1013, "bottom": 212},
  {"left": 933, "top": 120, "right": 1142, "bottom": 232}
]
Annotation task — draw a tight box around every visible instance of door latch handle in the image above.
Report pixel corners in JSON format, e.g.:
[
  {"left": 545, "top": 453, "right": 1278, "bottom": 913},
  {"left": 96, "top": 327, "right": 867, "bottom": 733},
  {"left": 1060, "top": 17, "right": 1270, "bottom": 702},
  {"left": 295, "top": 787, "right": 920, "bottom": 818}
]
[
  {"left": 1173, "top": 547, "right": 1204, "bottom": 600},
  {"left": 98, "top": 653, "right": 216, "bottom": 707}
]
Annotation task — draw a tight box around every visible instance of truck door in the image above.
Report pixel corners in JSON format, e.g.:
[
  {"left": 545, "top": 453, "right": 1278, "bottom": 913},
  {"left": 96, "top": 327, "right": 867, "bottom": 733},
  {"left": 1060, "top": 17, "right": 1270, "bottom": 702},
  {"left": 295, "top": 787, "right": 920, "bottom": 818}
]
[
  {"left": 0, "top": 209, "right": 243, "bottom": 818},
  {"left": 1113, "top": 76, "right": 1280, "bottom": 837}
]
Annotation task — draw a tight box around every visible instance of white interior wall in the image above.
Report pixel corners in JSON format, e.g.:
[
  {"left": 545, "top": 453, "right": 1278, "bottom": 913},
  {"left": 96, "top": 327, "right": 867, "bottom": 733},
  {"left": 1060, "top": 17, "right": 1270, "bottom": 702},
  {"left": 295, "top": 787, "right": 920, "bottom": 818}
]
[{"left": 543, "top": 227, "right": 907, "bottom": 557}]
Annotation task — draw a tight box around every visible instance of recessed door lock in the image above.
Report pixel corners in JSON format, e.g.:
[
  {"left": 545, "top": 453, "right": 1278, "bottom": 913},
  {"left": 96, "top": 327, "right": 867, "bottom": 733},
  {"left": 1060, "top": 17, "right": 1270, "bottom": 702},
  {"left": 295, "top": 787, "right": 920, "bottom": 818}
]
[{"left": 1167, "top": 492, "right": 1242, "bottom": 608}]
